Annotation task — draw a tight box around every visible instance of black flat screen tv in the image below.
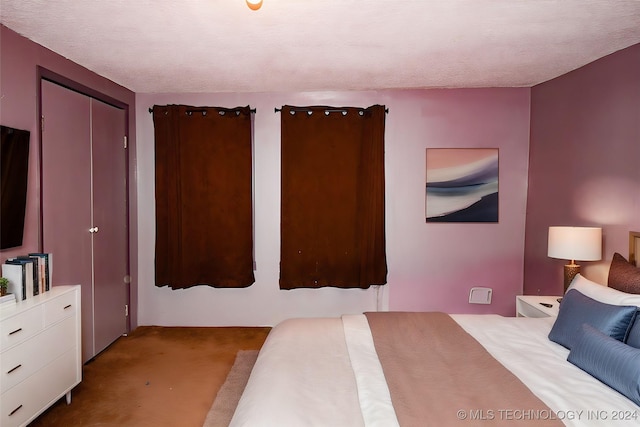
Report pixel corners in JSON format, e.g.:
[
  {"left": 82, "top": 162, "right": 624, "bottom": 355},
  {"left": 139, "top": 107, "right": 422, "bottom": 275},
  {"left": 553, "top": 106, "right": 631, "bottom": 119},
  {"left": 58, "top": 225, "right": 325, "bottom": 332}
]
[{"left": 1, "top": 125, "right": 30, "bottom": 249}]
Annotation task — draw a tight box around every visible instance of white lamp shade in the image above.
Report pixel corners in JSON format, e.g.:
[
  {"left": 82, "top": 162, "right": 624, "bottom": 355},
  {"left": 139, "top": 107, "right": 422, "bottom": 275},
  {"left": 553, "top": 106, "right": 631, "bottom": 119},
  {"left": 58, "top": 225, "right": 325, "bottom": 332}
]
[{"left": 548, "top": 226, "right": 602, "bottom": 261}]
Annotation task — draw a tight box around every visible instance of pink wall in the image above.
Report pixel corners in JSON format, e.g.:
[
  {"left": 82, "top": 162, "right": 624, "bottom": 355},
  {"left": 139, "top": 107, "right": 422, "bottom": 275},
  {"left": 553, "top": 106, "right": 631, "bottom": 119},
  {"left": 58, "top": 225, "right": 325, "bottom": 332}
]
[
  {"left": 387, "top": 90, "right": 531, "bottom": 316},
  {"left": 524, "top": 44, "right": 640, "bottom": 295},
  {"left": 0, "top": 26, "right": 139, "bottom": 327},
  {"left": 136, "top": 88, "right": 531, "bottom": 326}
]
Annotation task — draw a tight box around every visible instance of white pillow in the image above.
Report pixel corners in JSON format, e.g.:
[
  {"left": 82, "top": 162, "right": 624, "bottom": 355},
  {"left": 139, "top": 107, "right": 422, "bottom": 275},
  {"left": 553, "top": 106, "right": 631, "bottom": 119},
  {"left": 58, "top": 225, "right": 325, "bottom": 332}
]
[{"left": 568, "top": 274, "right": 640, "bottom": 308}]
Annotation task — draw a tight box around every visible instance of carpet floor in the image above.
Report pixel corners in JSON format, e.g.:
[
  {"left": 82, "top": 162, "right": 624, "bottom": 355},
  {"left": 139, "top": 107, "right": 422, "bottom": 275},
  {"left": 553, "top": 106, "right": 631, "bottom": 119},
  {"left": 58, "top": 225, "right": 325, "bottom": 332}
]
[{"left": 28, "top": 326, "right": 271, "bottom": 427}]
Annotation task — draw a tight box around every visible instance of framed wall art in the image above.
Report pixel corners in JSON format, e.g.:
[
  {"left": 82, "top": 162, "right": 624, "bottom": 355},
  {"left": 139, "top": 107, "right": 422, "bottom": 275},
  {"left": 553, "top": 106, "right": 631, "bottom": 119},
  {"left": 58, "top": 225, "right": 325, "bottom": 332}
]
[{"left": 425, "top": 148, "right": 499, "bottom": 223}]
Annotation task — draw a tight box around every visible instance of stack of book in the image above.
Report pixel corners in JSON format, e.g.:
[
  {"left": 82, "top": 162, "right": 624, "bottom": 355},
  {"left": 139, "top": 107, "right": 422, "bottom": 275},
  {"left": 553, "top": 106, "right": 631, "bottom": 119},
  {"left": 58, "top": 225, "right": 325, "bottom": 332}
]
[{"left": 1, "top": 253, "right": 52, "bottom": 302}]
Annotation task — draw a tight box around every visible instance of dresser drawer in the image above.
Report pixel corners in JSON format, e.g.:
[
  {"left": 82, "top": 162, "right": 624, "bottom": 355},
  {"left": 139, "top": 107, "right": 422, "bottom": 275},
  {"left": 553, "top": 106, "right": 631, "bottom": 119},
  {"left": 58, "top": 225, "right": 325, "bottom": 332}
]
[
  {"left": 43, "top": 290, "right": 78, "bottom": 327},
  {"left": 1, "top": 316, "right": 77, "bottom": 394},
  {"left": 1, "top": 347, "right": 79, "bottom": 427},
  {"left": 0, "top": 307, "right": 43, "bottom": 351}
]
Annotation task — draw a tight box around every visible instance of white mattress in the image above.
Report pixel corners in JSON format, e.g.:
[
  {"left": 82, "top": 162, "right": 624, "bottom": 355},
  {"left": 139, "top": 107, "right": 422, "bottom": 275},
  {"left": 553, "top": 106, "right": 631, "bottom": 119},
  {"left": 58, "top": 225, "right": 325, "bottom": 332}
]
[{"left": 230, "top": 314, "right": 640, "bottom": 426}]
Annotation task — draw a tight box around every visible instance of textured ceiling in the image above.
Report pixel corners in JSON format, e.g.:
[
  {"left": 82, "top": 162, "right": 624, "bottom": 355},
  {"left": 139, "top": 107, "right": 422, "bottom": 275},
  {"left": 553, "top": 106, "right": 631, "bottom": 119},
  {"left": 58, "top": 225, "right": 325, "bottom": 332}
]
[{"left": 1, "top": 0, "right": 640, "bottom": 93}]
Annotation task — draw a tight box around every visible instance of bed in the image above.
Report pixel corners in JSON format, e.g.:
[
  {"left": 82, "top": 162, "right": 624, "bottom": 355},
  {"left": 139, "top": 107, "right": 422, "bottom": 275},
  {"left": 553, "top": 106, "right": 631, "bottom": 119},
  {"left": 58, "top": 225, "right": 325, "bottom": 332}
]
[{"left": 230, "top": 233, "right": 640, "bottom": 426}]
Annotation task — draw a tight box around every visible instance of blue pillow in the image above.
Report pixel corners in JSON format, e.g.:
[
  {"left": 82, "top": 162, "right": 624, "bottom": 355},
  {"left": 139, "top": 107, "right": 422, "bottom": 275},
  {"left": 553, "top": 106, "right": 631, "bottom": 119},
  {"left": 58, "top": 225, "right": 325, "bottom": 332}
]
[
  {"left": 548, "top": 289, "right": 637, "bottom": 349},
  {"left": 568, "top": 324, "right": 640, "bottom": 406},
  {"left": 626, "top": 317, "right": 640, "bottom": 348}
]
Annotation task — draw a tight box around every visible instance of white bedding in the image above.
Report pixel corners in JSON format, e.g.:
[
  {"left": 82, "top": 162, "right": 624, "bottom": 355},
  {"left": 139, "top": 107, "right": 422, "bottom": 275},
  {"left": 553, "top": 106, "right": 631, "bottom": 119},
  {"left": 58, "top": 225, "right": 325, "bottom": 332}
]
[
  {"left": 454, "top": 314, "right": 640, "bottom": 426},
  {"left": 230, "top": 314, "right": 640, "bottom": 427},
  {"left": 229, "top": 317, "right": 365, "bottom": 427}
]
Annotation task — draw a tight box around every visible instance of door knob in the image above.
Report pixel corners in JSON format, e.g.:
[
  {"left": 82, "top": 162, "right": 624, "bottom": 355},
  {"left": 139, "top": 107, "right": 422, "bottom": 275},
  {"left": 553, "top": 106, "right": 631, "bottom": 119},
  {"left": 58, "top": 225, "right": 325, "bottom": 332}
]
[{"left": 89, "top": 226, "right": 99, "bottom": 233}]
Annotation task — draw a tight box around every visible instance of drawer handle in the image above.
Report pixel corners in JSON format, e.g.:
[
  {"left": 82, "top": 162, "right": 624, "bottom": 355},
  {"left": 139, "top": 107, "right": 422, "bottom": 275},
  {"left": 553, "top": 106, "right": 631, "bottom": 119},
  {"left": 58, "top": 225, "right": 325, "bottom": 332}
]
[
  {"left": 9, "top": 404, "right": 23, "bottom": 416},
  {"left": 7, "top": 364, "right": 22, "bottom": 374},
  {"left": 9, "top": 327, "right": 23, "bottom": 336},
  {"left": 64, "top": 304, "right": 72, "bottom": 310}
]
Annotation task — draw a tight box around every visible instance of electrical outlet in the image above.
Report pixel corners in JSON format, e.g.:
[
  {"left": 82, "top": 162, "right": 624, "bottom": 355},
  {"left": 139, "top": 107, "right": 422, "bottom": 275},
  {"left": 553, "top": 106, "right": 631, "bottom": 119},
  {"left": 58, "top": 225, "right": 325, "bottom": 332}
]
[{"left": 469, "top": 287, "right": 492, "bottom": 304}]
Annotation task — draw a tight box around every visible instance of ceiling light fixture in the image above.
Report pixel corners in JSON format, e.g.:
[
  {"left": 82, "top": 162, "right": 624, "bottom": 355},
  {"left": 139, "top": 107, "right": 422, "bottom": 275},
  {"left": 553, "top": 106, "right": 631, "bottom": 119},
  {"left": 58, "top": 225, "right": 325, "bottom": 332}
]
[{"left": 246, "top": 0, "right": 263, "bottom": 11}]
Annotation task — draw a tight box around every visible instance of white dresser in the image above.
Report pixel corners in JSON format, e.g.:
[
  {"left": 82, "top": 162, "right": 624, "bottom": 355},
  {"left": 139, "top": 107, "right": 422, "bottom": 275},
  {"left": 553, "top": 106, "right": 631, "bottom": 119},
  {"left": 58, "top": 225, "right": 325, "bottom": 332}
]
[{"left": 0, "top": 285, "right": 81, "bottom": 427}]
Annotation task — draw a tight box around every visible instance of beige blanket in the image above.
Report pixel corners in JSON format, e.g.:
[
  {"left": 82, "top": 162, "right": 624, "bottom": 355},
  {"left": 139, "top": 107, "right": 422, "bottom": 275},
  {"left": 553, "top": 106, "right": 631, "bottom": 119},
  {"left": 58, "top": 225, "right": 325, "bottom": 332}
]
[{"left": 365, "top": 312, "right": 564, "bottom": 426}]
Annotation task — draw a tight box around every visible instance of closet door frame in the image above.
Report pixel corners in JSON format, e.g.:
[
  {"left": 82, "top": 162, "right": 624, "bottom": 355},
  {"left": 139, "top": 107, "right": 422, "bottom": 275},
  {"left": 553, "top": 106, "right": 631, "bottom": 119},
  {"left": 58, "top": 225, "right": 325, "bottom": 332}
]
[{"left": 37, "top": 67, "right": 132, "bottom": 336}]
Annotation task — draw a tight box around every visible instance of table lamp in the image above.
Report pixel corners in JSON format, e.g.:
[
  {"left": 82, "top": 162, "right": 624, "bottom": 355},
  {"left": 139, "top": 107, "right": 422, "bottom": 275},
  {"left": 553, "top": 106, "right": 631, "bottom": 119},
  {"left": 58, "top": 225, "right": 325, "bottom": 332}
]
[{"left": 548, "top": 226, "right": 602, "bottom": 292}]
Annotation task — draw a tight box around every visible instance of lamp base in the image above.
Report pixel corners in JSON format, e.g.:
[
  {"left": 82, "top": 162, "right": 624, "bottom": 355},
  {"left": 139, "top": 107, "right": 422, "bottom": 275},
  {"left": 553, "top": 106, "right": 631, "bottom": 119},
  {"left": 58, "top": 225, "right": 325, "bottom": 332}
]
[{"left": 563, "top": 264, "right": 580, "bottom": 292}]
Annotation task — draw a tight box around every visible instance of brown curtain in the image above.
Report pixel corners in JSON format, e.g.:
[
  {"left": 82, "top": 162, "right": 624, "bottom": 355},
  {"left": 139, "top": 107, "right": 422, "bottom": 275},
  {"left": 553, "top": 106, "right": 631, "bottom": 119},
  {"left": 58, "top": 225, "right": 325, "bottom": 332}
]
[
  {"left": 153, "top": 105, "right": 254, "bottom": 289},
  {"left": 280, "top": 105, "right": 387, "bottom": 289}
]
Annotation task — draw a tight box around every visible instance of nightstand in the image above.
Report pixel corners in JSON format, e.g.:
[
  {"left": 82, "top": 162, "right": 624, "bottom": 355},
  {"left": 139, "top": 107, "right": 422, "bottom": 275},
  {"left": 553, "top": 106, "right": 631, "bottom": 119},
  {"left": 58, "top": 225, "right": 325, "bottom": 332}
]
[{"left": 516, "top": 295, "right": 561, "bottom": 318}]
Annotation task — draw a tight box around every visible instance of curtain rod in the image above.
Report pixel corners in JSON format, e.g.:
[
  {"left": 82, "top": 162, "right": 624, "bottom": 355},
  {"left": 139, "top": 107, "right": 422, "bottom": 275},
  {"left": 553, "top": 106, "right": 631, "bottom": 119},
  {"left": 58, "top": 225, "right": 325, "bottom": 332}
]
[
  {"left": 148, "top": 107, "right": 256, "bottom": 114},
  {"left": 274, "top": 107, "right": 389, "bottom": 114}
]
